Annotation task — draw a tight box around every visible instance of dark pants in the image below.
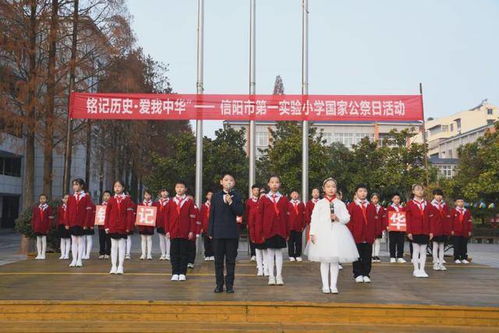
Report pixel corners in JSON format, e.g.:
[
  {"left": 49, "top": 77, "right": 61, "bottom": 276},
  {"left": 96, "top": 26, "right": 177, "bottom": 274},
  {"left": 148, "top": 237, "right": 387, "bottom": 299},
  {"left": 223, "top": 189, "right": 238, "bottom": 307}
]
[
  {"left": 250, "top": 241, "right": 256, "bottom": 256},
  {"left": 213, "top": 238, "right": 239, "bottom": 289},
  {"left": 187, "top": 239, "right": 196, "bottom": 264},
  {"left": 288, "top": 230, "right": 303, "bottom": 258},
  {"left": 353, "top": 243, "right": 373, "bottom": 278},
  {"left": 203, "top": 233, "right": 214, "bottom": 257},
  {"left": 98, "top": 228, "right": 111, "bottom": 255},
  {"left": 170, "top": 238, "right": 189, "bottom": 275},
  {"left": 389, "top": 231, "right": 405, "bottom": 258},
  {"left": 453, "top": 236, "right": 468, "bottom": 260}
]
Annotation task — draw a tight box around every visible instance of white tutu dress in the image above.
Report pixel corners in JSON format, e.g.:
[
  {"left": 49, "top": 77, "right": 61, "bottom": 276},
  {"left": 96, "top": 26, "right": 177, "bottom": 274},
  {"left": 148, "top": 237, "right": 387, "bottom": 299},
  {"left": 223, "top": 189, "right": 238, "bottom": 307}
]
[{"left": 305, "top": 198, "right": 359, "bottom": 263}]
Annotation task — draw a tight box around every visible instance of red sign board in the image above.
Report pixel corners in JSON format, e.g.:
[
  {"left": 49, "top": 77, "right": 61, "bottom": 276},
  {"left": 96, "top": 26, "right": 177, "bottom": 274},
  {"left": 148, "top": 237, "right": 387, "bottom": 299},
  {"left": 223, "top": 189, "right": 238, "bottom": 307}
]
[{"left": 70, "top": 93, "right": 423, "bottom": 122}]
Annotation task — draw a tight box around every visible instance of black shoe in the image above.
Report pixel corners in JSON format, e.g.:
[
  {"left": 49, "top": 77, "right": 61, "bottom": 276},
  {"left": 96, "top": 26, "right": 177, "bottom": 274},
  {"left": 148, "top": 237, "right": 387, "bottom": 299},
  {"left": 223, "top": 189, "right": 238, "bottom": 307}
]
[
  {"left": 214, "top": 286, "right": 224, "bottom": 293},
  {"left": 226, "top": 286, "right": 234, "bottom": 293}
]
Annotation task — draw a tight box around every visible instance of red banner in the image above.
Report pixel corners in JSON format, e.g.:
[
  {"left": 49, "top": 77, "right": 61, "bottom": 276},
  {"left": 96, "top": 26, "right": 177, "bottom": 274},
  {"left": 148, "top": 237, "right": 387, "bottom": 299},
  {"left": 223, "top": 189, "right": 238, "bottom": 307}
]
[{"left": 70, "top": 92, "right": 423, "bottom": 122}]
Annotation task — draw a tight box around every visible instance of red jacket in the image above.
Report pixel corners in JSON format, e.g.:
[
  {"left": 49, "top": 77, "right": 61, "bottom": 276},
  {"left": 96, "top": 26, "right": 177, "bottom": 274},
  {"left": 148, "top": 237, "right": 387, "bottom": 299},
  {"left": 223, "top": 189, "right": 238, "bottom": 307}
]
[
  {"left": 429, "top": 201, "right": 452, "bottom": 236},
  {"left": 374, "top": 204, "right": 387, "bottom": 236},
  {"left": 244, "top": 197, "right": 260, "bottom": 243},
  {"left": 31, "top": 204, "right": 52, "bottom": 234},
  {"left": 165, "top": 196, "right": 196, "bottom": 239},
  {"left": 451, "top": 208, "right": 472, "bottom": 237},
  {"left": 65, "top": 192, "right": 93, "bottom": 228},
  {"left": 305, "top": 199, "right": 319, "bottom": 226},
  {"left": 137, "top": 200, "right": 155, "bottom": 234},
  {"left": 405, "top": 199, "right": 431, "bottom": 236},
  {"left": 347, "top": 201, "right": 377, "bottom": 244},
  {"left": 104, "top": 194, "right": 135, "bottom": 234},
  {"left": 288, "top": 200, "right": 306, "bottom": 232},
  {"left": 57, "top": 204, "right": 67, "bottom": 227},
  {"left": 384, "top": 204, "right": 405, "bottom": 230},
  {"left": 154, "top": 198, "right": 169, "bottom": 230},
  {"left": 200, "top": 201, "right": 211, "bottom": 233},
  {"left": 255, "top": 193, "right": 290, "bottom": 241}
]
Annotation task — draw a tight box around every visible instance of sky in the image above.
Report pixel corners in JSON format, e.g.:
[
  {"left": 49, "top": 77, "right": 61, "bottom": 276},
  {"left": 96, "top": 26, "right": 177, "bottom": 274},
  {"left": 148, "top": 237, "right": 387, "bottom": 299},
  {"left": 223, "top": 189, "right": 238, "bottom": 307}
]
[{"left": 126, "top": 0, "right": 499, "bottom": 138}]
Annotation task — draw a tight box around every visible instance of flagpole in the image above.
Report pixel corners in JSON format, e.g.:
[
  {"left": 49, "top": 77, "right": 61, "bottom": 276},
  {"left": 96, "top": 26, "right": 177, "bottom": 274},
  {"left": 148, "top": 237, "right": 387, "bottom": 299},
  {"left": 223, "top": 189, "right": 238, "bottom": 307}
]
[
  {"left": 195, "top": 0, "right": 204, "bottom": 208},
  {"left": 419, "top": 82, "right": 429, "bottom": 186},
  {"left": 301, "top": 0, "right": 309, "bottom": 201},
  {"left": 248, "top": 0, "right": 256, "bottom": 196}
]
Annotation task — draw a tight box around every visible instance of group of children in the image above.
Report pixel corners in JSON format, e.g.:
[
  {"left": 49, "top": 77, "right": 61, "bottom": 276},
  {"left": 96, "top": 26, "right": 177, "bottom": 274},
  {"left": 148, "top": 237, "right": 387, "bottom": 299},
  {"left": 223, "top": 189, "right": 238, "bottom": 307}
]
[{"left": 31, "top": 176, "right": 473, "bottom": 294}]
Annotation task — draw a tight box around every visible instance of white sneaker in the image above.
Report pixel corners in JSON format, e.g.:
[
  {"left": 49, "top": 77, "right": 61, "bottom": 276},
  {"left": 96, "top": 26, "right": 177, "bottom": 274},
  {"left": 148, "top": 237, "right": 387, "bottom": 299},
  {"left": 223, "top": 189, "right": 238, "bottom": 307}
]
[
  {"left": 178, "top": 274, "right": 186, "bottom": 281},
  {"left": 433, "top": 263, "right": 440, "bottom": 271},
  {"left": 104, "top": 255, "right": 110, "bottom": 259},
  {"left": 268, "top": 276, "right": 276, "bottom": 285},
  {"left": 69, "top": 261, "right": 77, "bottom": 267},
  {"left": 390, "top": 258, "right": 396, "bottom": 263},
  {"left": 419, "top": 270, "right": 429, "bottom": 278},
  {"left": 338, "top": 264, "right": 343, "bottom": 270},
  {"left": 322, "top": 287, "right": 330, "bottom": 294},
  {"left": 330, "top": 287, "right": 338, "bottom": 294},
  {"left": 109, "top": 266, "right": 117, "bottom": 274},
  {"left": 289, "top": 257, "right": 296, "bottom": 262},
  {"left": 76, "top": 260, "right": 83, "bottom": 267},
  {"left": 35, "top": 255, "right": 41, "bottom": 260},
  {"left": 204, "top": 257, "right": 210, "bottom": 261},
  {"left": 462, "top": 259, "right": 470, "bottom": 264},
  {"left": 140, "top": 255, "right": 146, "bottom": 260},
  {"left": 210, "top": 256, "right": 215, "bottom": 261},
  {"left": 296, "top": 257, "right": 303, "bottom": 262},
  {"left": 147, "top": 255, "right": 152, "bottom": 260},
  {"left": 250, "top": 256, "right": 256, "bottom": 262},
  {"left": 171, "top": 274, "right": 179, "bottom": 281},
  {"left": 455, "top": 260, "right": 461, "bottom": 264},
  {"left": 257, "top": 269, "right": 263, "bottom": 276},
  {"left": 413, "top": 270, "right": 420, "bottom": 277},
  {"left": 187, "top": 263, "right": 194, "bottom": 269},
  {"left": 40, "top": 255, "right": 46, "bottom": 260},
  {"left": 98, "top": 255, "right": 105, "bottom": 259},
  {"left": 276, "top": 276, "right": 284, "bottom": 285},
  {"left": 355, "top": 276, "right": 364, "bottom": 283},
  {"left": 116, "top": 266, "right": 124, "bottom": 275},
  {"left": 397, "top": 258, "right": 406, "bottom": 263},
  {"left": 165, "top": 255, "right": 171, "bottom": 261},
  {"left": 159, "top": 255, "right": 166, "bottom": 260},
  {"left": 125, "top": 255, "right": 131, "bottom": 260},
  {"left": 59, "top": 255, "right": 65, "bottom": 260},
  {"left": 363, "top": 276, "right": 371, "bottom": 283},
  {"left": 440, "top": 264, "right": 447, "bottom": 271}
]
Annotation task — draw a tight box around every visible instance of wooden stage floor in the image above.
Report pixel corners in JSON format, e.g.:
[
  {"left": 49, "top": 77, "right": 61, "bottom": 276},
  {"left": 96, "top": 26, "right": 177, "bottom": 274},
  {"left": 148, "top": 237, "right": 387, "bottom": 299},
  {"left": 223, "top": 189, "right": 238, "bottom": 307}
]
[{"left": 1, "top": 253, "right": 498, "bottom": 332}]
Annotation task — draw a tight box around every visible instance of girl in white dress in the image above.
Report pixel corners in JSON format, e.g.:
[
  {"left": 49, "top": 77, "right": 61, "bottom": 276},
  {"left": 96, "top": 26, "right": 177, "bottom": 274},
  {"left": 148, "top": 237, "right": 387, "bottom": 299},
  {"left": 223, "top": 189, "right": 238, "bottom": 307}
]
[{"left": 306, "top": 178, "right": 359, "bottom": 294}]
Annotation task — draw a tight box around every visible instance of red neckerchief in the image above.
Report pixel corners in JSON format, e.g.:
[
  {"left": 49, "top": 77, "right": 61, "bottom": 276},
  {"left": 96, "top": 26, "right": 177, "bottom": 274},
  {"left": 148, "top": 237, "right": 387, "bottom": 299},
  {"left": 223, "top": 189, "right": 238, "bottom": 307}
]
[
  {"left": 205, "top": 201, "right": 211, "bottom": 218},
  {"left": 39, "top": 204, "right": 47, "bottom": 221},
  {"left": 270, "top": 194, "right": 280, "bottom": 216},
  {"left": 457, "top": 207, "right": 465, "bottom": 223},
  {"left": 143, "top": 200, "right": 152, "bottom": 206},
  {"left": 391, "top": 203, "right": 400, "bottom": 212},
  {"left": 356, "top": 200, "right": 368, "bottom": 225},
  {"left": 413, "top": 199, "right": 426, "bottom": 216},
  {"left": 174, "top": 196, "right": 187, "bottom": 215},
  {"left": 325, "top": 195, "right": 336, "bottom": 203},
  {"left": 291, "top": 200, "right": 301, "bottom": 215},
  {"left": 115, "top": 194, "right": 125, "bottom": 213}
]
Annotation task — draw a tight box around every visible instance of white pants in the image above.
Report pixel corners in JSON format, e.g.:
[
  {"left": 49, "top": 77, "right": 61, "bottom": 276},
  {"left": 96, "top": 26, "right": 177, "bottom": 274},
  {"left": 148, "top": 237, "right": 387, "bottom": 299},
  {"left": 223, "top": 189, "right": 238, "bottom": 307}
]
[
  {"left": 84, "top": 235, "right": 93, "bottom": 258},
  {"left": 432, "top": 241, "right": 445, "bottom": 264},
  {"left": 256, "top": 248, "right": 265, "bottom": 272},
  {"left": 60, "top": 238, "right": 71, "bottom": 258},
  {"left": 266, "top": 248, "right": 283, "bottom": 278},
  {"left": 141, "top": 235, "right": 153, "bottom": 258},
  {"left": 111, "top": 238, "right": 126, "bottom": 270},
  {"left": 36, "top": 236, "right": 46, "bottom": 258},
  {"left": 372, "top": 238, "right": 381, "bottom": 257},
  {"left": 320, "top": 262, "right": 340, "bottom": 289},
  {"left": 412, "top": 243, "right": 427, "bottom": 272},
  {"left": 125, "top": 237, "right": 132, "bottom": 256},
  {"left": 70, "top": 235, "right": 84, "bottom": 265}
]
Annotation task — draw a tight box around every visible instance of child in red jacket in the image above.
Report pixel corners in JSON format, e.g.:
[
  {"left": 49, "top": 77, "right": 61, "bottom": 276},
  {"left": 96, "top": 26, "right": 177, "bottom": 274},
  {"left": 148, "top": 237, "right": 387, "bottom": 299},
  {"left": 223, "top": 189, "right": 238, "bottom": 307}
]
[
  {"left": 385, "top": 193, "right": 406, "bottom": 263},
  {"left": 370, "top": 193, "right": 386, "bottom": 263},
  {"left": 57, "top": 194, "right": 71, "bottom": 260},
  {"left": 429, "top": 189, "right": 452, "bottom": 271},
  {"left": 347, "top": 184, "right": 377, "bottom": 283},
  {"left": 452, "top": 198, "right": 473, "bottom": 264},
  {"left": 32, "top": 194, "right": 53, "bottom": 260},
  {"left": 288, "top": 190, "right": 306, "bottom": 262},
  {"left": 155, "top": 189, "right": 170, "bottom": 260},
  {"left": 406, "top": 184, "right": 431, "bottom": 278},
  {"left": 166, "top": 181, "right": 196, "bottom": 281},
  {"left": 256, "top": 176, "right": 289, "bottom": 286},
  {"left": 104, "top": 180, "right": 135, "bottom": 274},
  {"left": 66, "top": 178, "right": 93, "bottom": 267},
  {"left": 246, "top": 185, "right": 266, "bottom": 275},
  {"left": 201, "top": 190, "right": 214, "bottom": 261},
  {"left": 138, "top": 190, "right": 155, "bottom": 260}
]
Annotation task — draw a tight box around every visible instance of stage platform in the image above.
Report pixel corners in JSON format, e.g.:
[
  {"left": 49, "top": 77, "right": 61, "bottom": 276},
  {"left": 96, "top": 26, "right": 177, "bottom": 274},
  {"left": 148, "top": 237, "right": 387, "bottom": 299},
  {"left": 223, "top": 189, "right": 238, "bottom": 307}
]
[{"left": 0, "top": 252, "right": 498, "bottom": 332}]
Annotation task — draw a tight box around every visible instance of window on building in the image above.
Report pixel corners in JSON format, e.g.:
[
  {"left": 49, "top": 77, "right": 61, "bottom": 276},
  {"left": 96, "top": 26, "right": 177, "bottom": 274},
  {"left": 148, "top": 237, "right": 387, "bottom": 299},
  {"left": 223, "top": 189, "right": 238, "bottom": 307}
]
[
  {"left": 450, "top": 124, "right": 454, "bottom": 132},
  {"left": 441, "top": 125, "right": 448, "bottom": 132},
  {"left": 487, "top": 119, "right": 495, "bottom": 125},
  {"left": 0, "top": 157, "right": 22, "bottom": 177},
  {"left": 256, "top": 132, "right": 269, "bottom": 147},
  {"left": 455, "top": 119, "right": 461, "bottom": 130},
  {"left": 448, "top": 150, "right": 453, "bottom": 158},
  {"left": 322, "top": 133, "right": 333, "bottom": 145},
  {"left": 487, "top": 108, "right": 493, "bottom": 115},
  {"left": 439, "top": 165, "right": 453, "bottom": 179}
]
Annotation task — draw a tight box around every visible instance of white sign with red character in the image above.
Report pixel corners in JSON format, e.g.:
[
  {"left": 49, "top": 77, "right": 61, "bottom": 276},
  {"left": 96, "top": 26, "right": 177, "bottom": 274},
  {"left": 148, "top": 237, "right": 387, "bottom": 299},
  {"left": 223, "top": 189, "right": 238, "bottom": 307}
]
[
  {"left": 388, "top": 211, "right": 406, "bottom": 232},
  {"left": 94, "top": 205, "right": 106, "bottom": 226},
  {"left": 135, "top": 205, "right": 157, "bottom": 227}
]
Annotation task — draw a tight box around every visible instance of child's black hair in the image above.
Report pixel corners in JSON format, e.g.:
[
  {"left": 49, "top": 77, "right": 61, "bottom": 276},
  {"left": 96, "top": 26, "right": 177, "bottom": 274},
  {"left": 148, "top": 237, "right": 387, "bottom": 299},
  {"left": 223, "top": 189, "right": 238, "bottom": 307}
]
[
  {"left": 433, "top": 189, "right": 444, "bottom": 196},
  {"left": 355, "top": 184, "right": 368, "bottom": 192}
]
